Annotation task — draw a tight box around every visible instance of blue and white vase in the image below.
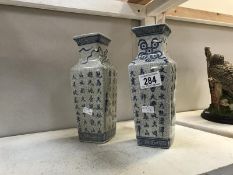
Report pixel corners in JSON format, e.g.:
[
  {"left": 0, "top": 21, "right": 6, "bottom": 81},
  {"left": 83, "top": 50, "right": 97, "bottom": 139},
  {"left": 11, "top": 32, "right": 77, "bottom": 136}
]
[
  {"left": 71, "top": 33, "right": 117, "bottom": 143},
  {"left": 128, "top": 24, "right": 176, "bottom": 148}
]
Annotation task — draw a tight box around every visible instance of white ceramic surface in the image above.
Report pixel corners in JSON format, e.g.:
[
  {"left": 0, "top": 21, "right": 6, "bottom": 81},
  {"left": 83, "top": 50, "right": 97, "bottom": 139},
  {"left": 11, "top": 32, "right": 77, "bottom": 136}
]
[
  {"left": 1, "top": 121, "right": 233, "bottom": 175},
  {"left": 176, "top": 110, "right": 233, "bottom": 138}
]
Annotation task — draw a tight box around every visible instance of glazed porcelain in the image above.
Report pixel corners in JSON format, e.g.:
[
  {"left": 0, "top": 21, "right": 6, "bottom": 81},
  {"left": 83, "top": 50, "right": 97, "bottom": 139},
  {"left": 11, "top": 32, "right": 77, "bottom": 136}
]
[
  {"left": 71, "top": 33, "right": 117, "bottom": 143},
  {"left": 128, "top": 24, "right": 176, "bottom": 148}
]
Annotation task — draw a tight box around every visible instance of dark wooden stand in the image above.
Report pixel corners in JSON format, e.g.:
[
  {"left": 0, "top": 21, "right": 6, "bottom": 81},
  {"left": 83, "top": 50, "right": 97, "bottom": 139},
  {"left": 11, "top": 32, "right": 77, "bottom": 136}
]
[{"left": 201, "top": 109, "right": 233, "bottom": 124}]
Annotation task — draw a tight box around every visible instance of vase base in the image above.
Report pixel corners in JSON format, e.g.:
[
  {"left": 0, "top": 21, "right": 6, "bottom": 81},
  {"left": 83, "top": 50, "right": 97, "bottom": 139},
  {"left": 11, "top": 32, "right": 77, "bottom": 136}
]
[
  {"left": 136, "top": 137, "right": 172, "bottom": 149},
  {"left": 201, "top": 109, "right": 233, "bottom": 124},
  {"left": 78, "top": 127, "right": 116, "bottom": 143}
]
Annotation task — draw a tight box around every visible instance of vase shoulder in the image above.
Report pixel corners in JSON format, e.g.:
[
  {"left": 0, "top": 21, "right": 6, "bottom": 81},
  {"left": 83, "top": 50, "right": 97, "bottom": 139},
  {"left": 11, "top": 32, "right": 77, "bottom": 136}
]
[
  {"left": 71, "top": 59, "right": 113, "bottom": 72},
  {"left": 129, "top": 55, "right": 175, "bottom": 67}
]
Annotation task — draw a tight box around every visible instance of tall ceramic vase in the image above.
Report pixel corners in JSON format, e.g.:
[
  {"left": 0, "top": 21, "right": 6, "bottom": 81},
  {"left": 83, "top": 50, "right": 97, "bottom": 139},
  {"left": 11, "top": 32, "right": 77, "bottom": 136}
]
[
  {"left": 71, "top": 33, "right": 117, "bottom": 143},
  {"left": 128, "top": 24, "right": 176, "bottom": 148}
]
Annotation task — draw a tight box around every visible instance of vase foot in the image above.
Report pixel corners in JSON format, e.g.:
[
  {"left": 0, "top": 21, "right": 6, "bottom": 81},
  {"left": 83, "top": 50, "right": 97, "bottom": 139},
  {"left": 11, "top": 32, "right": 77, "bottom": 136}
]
[
  {"left": 78, "top": 127, "right": 116, "bottom": 143},
  {"left": 136, "top": 137, "right": 172, "bottom": 149}
]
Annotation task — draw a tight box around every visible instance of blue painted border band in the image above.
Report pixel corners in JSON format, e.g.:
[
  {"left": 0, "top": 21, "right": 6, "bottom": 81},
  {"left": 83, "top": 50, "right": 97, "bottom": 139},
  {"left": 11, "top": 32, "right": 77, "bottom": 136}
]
[
  {"left": 137, "top": 136, "right": 171, "bottom": 149},
  {"left": 73, "top": 33, "right": 111, "bottom": 46},
  {"left": 78, "top": 127, "right": 116, "bottom": 143},
  {"left": 132, "top": 24, "right": 171, "bottom": 37}
]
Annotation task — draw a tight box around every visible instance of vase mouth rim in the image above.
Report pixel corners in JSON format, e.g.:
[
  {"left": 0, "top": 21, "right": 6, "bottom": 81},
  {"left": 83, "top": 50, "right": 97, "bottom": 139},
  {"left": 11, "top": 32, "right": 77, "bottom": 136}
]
[
  {"left": 132, "top": 24, "right": 171, "bottom": 37},
  {"left": 73, "top": 33, "right": 111, "bottom": 46}
]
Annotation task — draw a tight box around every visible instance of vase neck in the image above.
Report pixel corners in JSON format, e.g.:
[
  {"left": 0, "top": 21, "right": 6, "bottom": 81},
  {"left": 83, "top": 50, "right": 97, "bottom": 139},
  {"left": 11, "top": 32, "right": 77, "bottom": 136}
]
[
  {"left": 132, "top": 24, "right": 170, "bottom": 63},
  {"left": 136, "top": 34, "right": 168, "bottom": 60},
  {"left": 73, "top": 33, "right": 110, "bottom": 64},
  {"left": 78, "top": 43, "right": 108, "bottom": 64}
]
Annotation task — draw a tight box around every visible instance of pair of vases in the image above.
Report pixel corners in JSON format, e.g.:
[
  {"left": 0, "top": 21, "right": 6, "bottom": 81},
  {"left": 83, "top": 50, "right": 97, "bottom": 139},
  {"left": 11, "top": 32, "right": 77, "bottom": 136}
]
[{"left": 71, "top": 24, "right": 176, "bottom": 149}]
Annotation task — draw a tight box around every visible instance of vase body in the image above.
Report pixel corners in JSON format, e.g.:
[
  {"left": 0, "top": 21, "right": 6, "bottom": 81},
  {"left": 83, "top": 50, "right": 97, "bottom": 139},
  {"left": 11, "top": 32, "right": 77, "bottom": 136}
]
[
  {"left": 128, "top": 24, "right": 176, "bottom": 148},
  {"left": 71, "top": 33, "right": 117, "bottom": 143}
]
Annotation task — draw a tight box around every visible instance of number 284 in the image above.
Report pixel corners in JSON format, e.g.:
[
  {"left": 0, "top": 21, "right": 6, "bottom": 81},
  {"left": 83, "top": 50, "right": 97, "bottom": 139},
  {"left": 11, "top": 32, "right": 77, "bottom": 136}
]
[{"left": 143, "top": 76, "right": 157, "bottom": 85}]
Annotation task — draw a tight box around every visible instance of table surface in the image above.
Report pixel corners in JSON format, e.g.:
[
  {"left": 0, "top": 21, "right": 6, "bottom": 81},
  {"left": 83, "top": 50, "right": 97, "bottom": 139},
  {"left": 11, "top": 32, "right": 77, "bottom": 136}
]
[
  {"left": 176, "top": 110, "right": 233, "bottom": 138},
  {"left": 1, "top": 121, "right": 233, "bottom": 175}
]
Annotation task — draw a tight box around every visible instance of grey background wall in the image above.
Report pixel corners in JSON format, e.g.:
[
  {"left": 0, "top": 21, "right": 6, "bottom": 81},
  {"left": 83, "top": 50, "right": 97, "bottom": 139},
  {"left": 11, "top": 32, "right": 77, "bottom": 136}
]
[
  {"left": 168, "top": 20, "right": 233, "bottom": 111},
  {"left": 0, "top": 5, "right": 138, "bottom": 137},
  {"left": 1, "top": 5, "right": 233, "bottom": 137}
]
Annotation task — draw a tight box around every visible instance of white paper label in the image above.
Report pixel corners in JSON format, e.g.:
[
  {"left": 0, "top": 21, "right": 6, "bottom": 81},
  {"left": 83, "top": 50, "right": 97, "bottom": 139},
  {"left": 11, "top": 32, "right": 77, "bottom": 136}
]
[
  {"left": 142, "top": 106, "right": 155, "bottom": 114},
  {"left": 139, "top": 71, "right": 162, "bottom": 89},
  {"left": 83, "top": 107, "right": 93, "bottom": 115}
]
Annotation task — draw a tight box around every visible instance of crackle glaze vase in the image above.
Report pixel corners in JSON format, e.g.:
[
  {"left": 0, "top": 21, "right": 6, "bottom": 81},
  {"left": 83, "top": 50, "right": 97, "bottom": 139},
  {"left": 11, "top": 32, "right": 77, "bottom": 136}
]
[
  {"left": 71, "top": 33, "right": 117, "bottom": 143},
  {"left": 128, "top": 24, "right": 176, "bottom": 148}
]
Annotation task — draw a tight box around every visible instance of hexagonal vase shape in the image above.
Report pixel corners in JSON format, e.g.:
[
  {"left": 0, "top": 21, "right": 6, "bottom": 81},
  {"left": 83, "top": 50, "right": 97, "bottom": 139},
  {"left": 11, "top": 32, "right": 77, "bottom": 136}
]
[
  {"left": 71, "top": 33, "right": 117, "bottom": 143},
  {"left": 128, "top": 24, "right": 176, "bottom": 148}
]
